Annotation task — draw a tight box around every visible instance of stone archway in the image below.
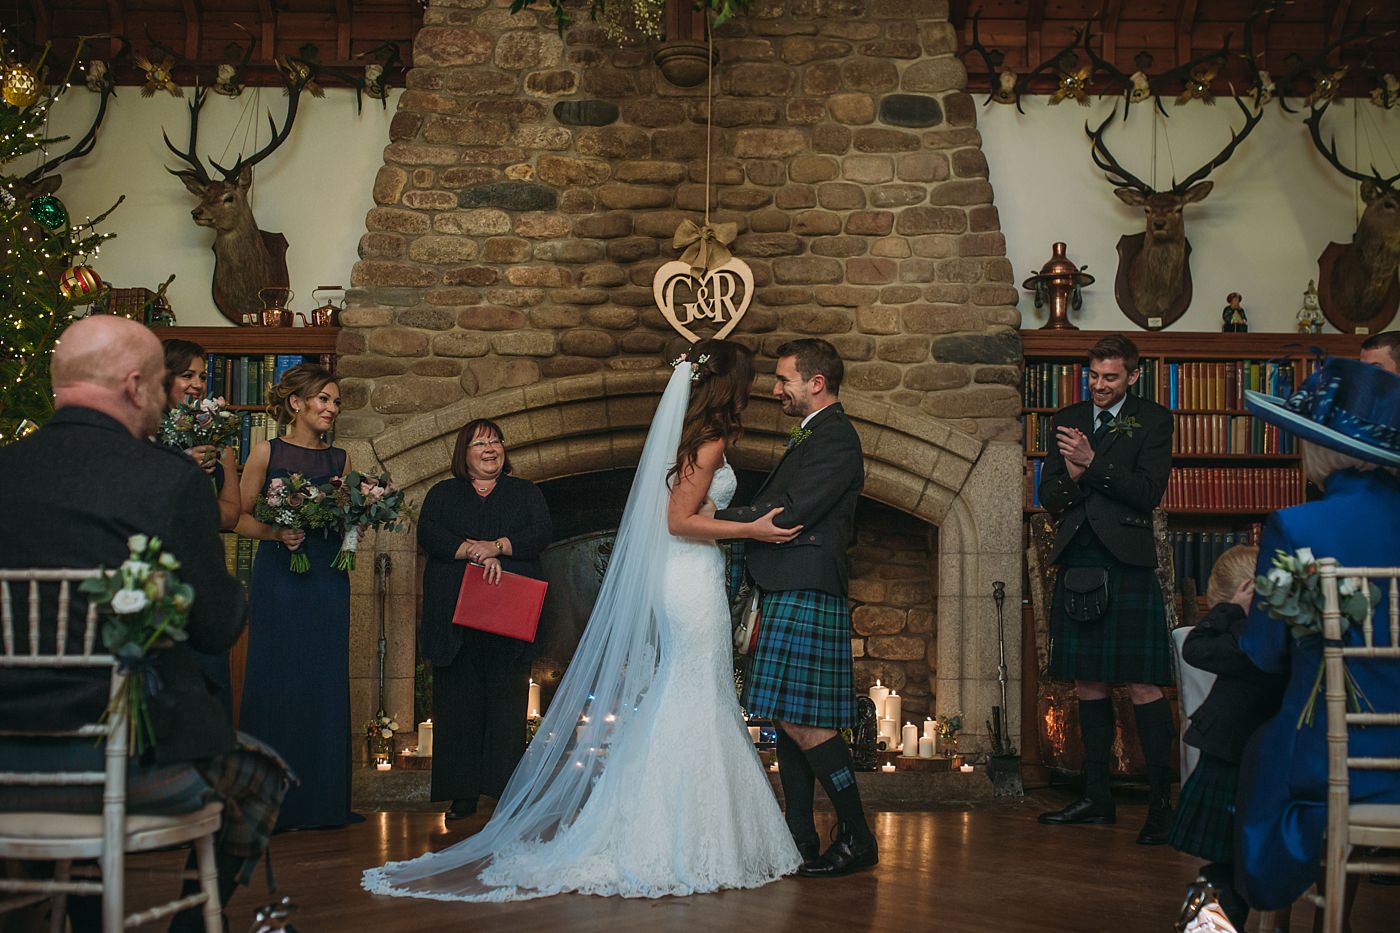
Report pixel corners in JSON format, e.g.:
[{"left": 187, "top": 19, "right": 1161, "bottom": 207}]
[{"left": 343, "top": 371, "right": 1024, "bottom": 754}]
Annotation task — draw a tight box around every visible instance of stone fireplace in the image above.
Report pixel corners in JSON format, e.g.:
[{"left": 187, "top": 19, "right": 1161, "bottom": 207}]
[{"left": 336, "top": 0, "right": 1025, "bottom": 753}]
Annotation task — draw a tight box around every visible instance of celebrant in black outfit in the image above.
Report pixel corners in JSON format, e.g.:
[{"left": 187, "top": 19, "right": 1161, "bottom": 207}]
[
  {"left": 419, "top": 418, "right": 553, "bottom": 820},
  {"left": 1036, "top": 334, "right": 1178, "bottom": 845}
]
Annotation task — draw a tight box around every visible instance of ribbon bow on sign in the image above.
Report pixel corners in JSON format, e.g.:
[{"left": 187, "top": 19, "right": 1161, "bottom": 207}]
[{"left": 673, "top": 220, "right": 738, "bottom": 277}]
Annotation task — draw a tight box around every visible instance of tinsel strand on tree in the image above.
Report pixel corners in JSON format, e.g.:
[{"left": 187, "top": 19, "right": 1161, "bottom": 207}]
[{"left": 0, "top": 42, "right": 120, "bottom": 445}]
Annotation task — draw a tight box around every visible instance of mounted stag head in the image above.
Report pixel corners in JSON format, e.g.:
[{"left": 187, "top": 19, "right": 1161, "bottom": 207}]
[
  {"left": 163, "top": 75, "right": 306, "bottom": 324},
  {"left": 1086, "top": 97, "right": 1261, "bottom": 329},
  {"left": 1305, "top": 102, "right": 1400, "bottom": 333}
]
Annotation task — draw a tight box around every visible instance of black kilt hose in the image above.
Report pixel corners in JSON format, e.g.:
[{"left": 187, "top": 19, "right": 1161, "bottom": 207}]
[{"left": 1047, "top": 538, "right": 1175, "bottom": 686}]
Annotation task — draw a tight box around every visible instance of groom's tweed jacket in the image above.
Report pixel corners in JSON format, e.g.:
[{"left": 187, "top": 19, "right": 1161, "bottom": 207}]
[{"left": 716, "top": 402, "right": 864, "bottom": 597}]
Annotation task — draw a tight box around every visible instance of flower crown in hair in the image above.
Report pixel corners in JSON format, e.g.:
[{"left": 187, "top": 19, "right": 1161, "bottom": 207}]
[{"left": 671, "top": 352, "right": 711, "bottom": 383}]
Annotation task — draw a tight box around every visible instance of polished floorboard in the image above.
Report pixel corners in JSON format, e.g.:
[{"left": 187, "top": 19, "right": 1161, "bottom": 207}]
[{"left": 121, "top": 792, "right": 1397, "bottom": 932}]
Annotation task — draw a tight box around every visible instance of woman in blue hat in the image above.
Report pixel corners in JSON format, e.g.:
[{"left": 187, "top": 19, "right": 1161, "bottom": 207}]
[{"left": 1235, "top": 358, "right": 1400, "bottom": 913}]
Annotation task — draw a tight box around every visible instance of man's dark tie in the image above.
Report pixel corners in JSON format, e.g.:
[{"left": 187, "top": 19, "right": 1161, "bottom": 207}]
[{"left": 1091, "top": 410, "right": 1113, "bottom": 447}]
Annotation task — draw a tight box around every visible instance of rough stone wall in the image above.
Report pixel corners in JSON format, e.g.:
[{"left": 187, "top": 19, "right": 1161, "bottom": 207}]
[
  {"left": 335, "top": 0, "right": 1022, "bottom": 445},
  {"left": 848, "top": 500, "right": 937, "bottom": 719}
]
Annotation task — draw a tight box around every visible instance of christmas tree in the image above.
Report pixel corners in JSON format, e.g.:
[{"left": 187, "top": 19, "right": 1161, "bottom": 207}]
[{"left": 0, "top": 47, "right": 119, "bottom": 444}]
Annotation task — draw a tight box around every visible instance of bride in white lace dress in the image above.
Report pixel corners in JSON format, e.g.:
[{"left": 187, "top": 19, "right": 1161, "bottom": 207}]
[{"left": 363, "top": 340, "right": 803, "bottom": 901}]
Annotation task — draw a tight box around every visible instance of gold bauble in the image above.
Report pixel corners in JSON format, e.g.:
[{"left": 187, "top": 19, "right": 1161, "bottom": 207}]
[{"left": 1, "top": 62, "right": 41, "bottom": 109}]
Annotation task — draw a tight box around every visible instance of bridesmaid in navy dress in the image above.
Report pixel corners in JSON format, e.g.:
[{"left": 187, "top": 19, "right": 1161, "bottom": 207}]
[{"left": 235, "top": 363, "right": 355, "bottom": 831}]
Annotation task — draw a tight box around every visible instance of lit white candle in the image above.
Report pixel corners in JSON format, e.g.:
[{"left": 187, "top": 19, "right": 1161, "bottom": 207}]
[
  {"left": 923, "top": 717, "right": 937, "bottom": 739},
  {"left": 376, "top": 761, "right": 391, "bottom": 772},
  {"left": 901, "top": 722, "right": 918, "bottom": 756},
  {"left": 960, "top": 763, "right": 975, "bottom": 774},
  {"left": 527, "top": 679, "right": 542, "bottom": 719},
  {"left": 868, "top": 680, "right": 889, "bottom": 720},
  {"left": 878, "top": 717, "right": 898, "bottom": 748},
  {"left": 884, "top": 691, "right": 902, "bottom": 726},
  {"left": 769, "top": 760, "right": 780, "bottom": 772},
  {"left": 416, "top": 720, "right": 433, "bottom": 758},
  {"left": 918, "top": 736, "right": 935, "bottom": 759},
  {"left": 748, "top": 726, "right": 761, "bottom": 744},
  {"left": 880, "top": 763, "right": 896, "bottom": 773}
]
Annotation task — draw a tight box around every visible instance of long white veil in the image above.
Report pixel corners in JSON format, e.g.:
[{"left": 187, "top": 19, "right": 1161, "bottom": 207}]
[{"left": 363, "top": 361, "right": 694, "bottom": 901}]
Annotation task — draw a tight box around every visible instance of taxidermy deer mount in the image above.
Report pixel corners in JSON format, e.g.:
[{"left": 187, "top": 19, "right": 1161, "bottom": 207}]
[
  {"left": 163, "top": 72, "right": 307, "bottom": 325},
  {"left": 1086, "top": 96, "right": 1261, "bottom": 329},
  {"left": 1305, "top": 102, "right": 1400, "bottom": 334}
]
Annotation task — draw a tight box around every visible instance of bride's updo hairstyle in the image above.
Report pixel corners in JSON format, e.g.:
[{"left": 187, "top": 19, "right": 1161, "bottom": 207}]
[
  {"left": 268, "top": 362, "right": 337, "bottom": 426},
  {"left": 669, "top": 338, "right": 754, "bottom": 485}
]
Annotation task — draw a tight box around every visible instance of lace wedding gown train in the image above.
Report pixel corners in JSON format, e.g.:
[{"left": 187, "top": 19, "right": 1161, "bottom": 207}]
[{"left": 362, "top": 454, "right": 799, "bottom": 901}]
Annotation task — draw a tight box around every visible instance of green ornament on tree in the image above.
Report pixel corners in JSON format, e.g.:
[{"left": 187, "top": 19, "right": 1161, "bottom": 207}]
[{"left": 28, "top": 194, "right": 67, "bottom": 230}]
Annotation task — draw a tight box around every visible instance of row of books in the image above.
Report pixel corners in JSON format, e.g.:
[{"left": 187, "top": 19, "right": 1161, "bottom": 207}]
[
  {"left": 232, "top": 412, "right": 287, "bottom": 465},
  {"left": 1170, "top": 528, "right": 1264, "bottom": 596},
  {"left": 1023, "top": 461, "right": 1303, "bottom": 512},
  {"left": 207, "top": 354, "right": 329, "bottom": 407},
  {"left": 1172, "top": 414, "right": 1296, "bottom": 456},
  {"left": 1021, "top": 358, "right": 1314, "bottom": 412},
  {"left": 1161, "top": 467, "right": 1304, "bottom": 511},
  {"left": 222, "top": 534, "right": 256, "bottom": 589},
  {"left": 1022, "top": 412, "right": 1296, "bottom": 456}
]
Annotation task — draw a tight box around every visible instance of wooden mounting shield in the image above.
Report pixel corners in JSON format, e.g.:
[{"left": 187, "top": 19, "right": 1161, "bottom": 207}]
[
  {"left": 1316, "top": 241, "right": 1400, "bottom": 335},
  {"left": 1113, "top": 232, "right": 1193, "bottom": 331}
]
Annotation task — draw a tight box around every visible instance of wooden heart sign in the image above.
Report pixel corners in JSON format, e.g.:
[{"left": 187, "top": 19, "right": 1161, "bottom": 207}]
[{"left": 651, "top": 258, "right": 754, "bottom": 343}]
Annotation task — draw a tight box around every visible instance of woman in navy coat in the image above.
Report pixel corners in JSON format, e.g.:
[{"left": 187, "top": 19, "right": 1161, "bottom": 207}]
[{"left": 1235, "top": 358, "right": 1400, "bottom": 910}]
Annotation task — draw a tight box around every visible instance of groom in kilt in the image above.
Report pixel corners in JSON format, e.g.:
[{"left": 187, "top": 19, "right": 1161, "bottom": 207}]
[
  {"left": 716, "top": 338, "right": 875, "bottom": 878},
  {"left": 1036, "top": 334, "right": 1178, "bottom": 845}
]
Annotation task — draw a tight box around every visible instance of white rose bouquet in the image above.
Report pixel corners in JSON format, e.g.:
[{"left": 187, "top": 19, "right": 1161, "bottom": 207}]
[
  {"left": 158, "top": 395, "right": 241, "bottom": 452},
  {"left": 1254, "top": 547, "right": 1381, "bottom": 728},
  {"left": 79, "top": 535, "right": 196, "bottom": 755}
]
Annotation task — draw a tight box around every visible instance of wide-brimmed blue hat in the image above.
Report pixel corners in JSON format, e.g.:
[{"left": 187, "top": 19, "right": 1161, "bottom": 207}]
[{"left": 1243, "top": 357, "right": 1400, "bottom": 467}]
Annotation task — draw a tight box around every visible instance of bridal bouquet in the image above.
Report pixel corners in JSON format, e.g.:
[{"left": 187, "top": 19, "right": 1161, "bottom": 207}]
[
  {"left": 80, "top": 535, "right": 195, "bottom": 756},
  {"left": 1254, "top": 547, "right": 1380, "bottom": 728},
  {"left": 158, "top": 396, "right": 240, "bottom": 454},
  {"left": 252, "top": 473, "right": 337, "bottom": 573},
  {"left": 320, "top": 469, "right": 414, "bottom": 571}
]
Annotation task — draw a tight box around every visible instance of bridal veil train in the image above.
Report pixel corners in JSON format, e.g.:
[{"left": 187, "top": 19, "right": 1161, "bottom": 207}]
[{"left": 362, "top": 360, "right": 800, "bottom": 901}]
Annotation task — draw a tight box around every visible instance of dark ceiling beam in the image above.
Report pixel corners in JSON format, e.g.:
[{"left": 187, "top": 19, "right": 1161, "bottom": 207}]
[
  {"left": 1176, "top": 0, "right": 1200, "bottom": 64},
  {"left": 26, "top": 0, "right": 50, "bottom": 42},
  {"left": 1327, "top": 0, "right": 1354, "bottom": 46},
  {"left": 335, "top": 0, "right": 352, "bottom": 62},
  {"left": 1027, "top": 0, "right": 1046, "bottom": 72},
  {"left": 256, "top": 0, "right": 276, "bottom": 61},
  {"left": 181, "top": 0, "right": 201, "bottom": 60}
]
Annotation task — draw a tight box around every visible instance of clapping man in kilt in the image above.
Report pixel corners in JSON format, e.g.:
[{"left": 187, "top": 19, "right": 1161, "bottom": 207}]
[
  {"left": 1037, "top": 334, "right": 1178, "bottom": 844},
  {"left": 715, "top": 338, "right": 874, "bottom": 877}
]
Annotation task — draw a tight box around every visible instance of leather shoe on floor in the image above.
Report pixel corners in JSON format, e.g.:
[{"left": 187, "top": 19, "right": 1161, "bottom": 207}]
[
  {"left": 445, "top": 798, "right": 478, "bottom": 820},
  {"left": 796, "top": 840, "right": 822, "bottom": 864},
  {"left": 797, "top": 835, "right": 878, "bottom": 878},
  {"left": 1136, "top": 799, "right": 1173, "bottom": 845},
  {"left": 1038, "top": 797, "right": 1116, "bottom": 825}
]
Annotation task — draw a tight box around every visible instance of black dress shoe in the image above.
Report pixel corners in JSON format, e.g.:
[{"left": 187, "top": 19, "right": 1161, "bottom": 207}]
[
  {"left": 797, "top": 834, "right": 878, "bottom": 878},
  {"left": 796, "top": 840, "right": 822, "bottom": 864},
  {"left": 1038, "top": 797, "right": 1116, "bottom": 825},
  {"left": 445, "top": 798, "right": 478, "bottom": 820},
  {"left": 1136, "top": 797, "right": 1173, "bottom": 845}
]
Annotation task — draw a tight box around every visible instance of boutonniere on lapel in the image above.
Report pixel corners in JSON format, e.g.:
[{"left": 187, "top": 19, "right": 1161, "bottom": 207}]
[
  {"left": 1109, "top": 415, "right": 1142, "bottom": 438},
  {"left": 788, "top": 426, "right": 813, "bottom": 448}
]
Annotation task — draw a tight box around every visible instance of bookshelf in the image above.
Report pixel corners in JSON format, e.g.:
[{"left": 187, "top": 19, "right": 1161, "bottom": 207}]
[
  {"left": 152, "top": 325, "right": 341, "bottom": 725},
  {"left": 1021, "top": 330, "right": 1365, "bottom": 599}
]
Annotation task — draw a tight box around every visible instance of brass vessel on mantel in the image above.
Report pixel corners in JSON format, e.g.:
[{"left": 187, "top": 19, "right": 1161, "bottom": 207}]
[{"left": 1022, "top": 242, "right": 1095, "bottom": 330}]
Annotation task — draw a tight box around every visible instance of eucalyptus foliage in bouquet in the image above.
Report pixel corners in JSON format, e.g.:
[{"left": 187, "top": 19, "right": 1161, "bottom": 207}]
[
  {"left": 252, "top": 473, "right": 337, "bottom": 573},
  {"left": 1254, "top": 547, "right": 1380, "bottom": 728},
  {"left": 80, "top": 535, "right": 195, "bottom": 755},
  {"left": 320, "top": 469, "right": 414, "bottom": 571}
]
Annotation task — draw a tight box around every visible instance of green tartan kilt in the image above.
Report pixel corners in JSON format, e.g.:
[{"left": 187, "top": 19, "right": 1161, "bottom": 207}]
[
  {"left": 1168, "top": 753, "right": 1239, "bottom": 863},
  {"left": 742, "top": 588, "right": 856, "bottom": 729},
  {"left": 1047, "top": 540, "right": 1175, "bottom": 685}
]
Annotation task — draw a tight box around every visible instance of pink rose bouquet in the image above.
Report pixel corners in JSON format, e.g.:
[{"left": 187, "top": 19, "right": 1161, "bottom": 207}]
[
  {"left": 251, "top": 473, "right": 337, "bottom": 573},
  {"left": 321, "top": 469, "right": 414, "bottom": 571}
]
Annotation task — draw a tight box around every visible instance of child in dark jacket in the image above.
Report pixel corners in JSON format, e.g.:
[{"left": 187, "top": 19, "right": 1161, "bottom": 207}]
[{"left": 1168, "top": 545, "right": 1286, "bottom": 930}]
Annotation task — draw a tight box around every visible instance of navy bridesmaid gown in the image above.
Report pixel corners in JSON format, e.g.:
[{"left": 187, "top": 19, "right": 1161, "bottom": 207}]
[{"left": 239, "top": 438, "right": 355, "bottom": 830}]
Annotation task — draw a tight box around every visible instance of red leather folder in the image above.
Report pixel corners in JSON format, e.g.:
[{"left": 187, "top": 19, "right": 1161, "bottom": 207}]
[{"left": 450, "top": 563, "right": 548, "bottom": 643}]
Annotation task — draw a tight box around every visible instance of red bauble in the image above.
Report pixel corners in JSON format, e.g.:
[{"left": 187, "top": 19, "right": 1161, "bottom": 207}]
[{"left": 58, "top": 264, "right": 103, "bottom": 302}]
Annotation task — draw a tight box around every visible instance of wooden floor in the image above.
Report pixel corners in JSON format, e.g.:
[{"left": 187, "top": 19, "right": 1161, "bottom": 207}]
[{"left": 119, "top": 792, "right": 1397, "bottom": 933}]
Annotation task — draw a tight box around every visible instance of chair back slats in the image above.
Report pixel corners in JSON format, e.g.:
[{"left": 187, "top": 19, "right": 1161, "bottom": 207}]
[
  {"left": 26, "top": 579, "right": 38, "bottom": 657},
  {"left": 1347, "top": 757, "right": 1400, "bottom": 770},
  {"left": 0, "top": 569, "right": 107, "bottom": 662},
  {"left": 55, "top": 579, "right": 70, "bottom": 655},
  {"left": 82, "top": 601, "right": 98, "bottom": 656},
  {"left": 0, "top": 771, "right": 106, "bottom": 786}
]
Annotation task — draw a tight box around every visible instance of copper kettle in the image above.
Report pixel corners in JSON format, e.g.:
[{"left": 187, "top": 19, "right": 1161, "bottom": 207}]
[
  {"left": 252, "top": 287, "right": 296, "bottom": 327},
  {"left": 308, "top": 285, "right": 345, "bottom": 327}
]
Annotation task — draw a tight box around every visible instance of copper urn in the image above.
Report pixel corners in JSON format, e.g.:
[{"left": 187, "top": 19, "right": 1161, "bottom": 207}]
[{"left": 1022, "top": 242, "right": 1094, "bottom": 330}]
